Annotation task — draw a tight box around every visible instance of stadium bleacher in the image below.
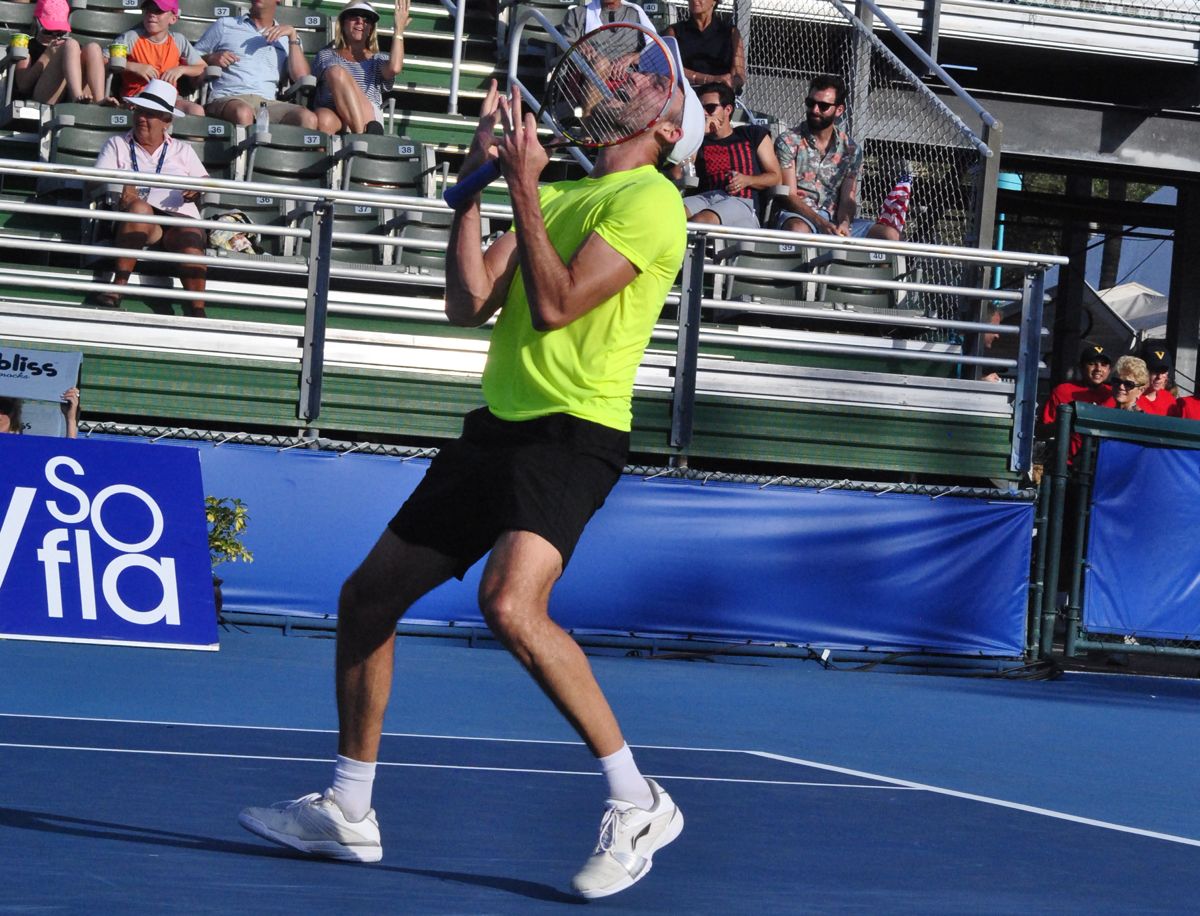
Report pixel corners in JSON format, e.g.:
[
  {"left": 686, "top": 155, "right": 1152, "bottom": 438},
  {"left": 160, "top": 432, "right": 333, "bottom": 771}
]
[{"left": 0, "top": 0, "right": 1077, "bottom": 486}]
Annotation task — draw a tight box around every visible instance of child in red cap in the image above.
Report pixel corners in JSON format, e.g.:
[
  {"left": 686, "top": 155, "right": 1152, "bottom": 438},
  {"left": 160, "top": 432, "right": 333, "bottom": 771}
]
[{"left": 13, "top": 0, "right": 104, "bottom": 104}]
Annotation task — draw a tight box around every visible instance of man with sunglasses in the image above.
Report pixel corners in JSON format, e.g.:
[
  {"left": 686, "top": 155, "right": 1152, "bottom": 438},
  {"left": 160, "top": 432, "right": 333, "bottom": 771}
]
[
  {"left": 681, "top": 81, "right": 780, "bottom": 228},
  {"left": 773, "top": 74, "right": 912, "bottom": 241}
]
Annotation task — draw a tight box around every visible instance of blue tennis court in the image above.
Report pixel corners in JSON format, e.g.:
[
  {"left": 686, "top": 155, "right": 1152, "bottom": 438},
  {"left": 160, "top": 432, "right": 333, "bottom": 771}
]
[{"left": 3, "top": 628, "right": 1198, "bottom": 913}]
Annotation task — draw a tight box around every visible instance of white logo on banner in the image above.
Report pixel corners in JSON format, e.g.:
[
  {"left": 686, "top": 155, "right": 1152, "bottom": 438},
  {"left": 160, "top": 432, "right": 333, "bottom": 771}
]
[{"left": 0, "top": 456, "right": 180, "bottom": 626}]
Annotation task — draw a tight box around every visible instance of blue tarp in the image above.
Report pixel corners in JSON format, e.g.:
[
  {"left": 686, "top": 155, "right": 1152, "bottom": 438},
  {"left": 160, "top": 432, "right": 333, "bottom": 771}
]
[
  {"left": 1086, "top": 439, "right": 1200, "bottom": 639},
  {"left": 185, "top": 441, "right": 1032, "bottom": 656}
]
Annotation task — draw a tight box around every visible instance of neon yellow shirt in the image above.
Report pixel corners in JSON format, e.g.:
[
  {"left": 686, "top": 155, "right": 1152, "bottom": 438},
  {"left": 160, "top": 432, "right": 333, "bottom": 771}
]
[{"left": 481, "top": 165, "right": 687, "bottom": 432}]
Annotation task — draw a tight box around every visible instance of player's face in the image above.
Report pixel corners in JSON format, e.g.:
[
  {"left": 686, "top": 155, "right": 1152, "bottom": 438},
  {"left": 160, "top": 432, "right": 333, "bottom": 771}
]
[
  {"left": 589, "top": 70, "right": 670, "bottom": 140},
  {"left": 805, "top": 87, "right": 842, "bottom": 131},
  {"left": 1084, "top": 357, "right": 1111, "bottom": 386}
]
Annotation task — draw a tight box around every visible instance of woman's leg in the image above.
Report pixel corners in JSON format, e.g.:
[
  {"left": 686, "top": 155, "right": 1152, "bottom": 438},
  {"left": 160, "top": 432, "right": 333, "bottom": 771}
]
[
  {"left": 163, "top": 224, "right": 208, "bottom": 317},
  {"left": 314, "top": 106, "right": 345, "bottom": 135},
  {"left": 323, "top": 65, "right": 374, "bottom": 134},
  {"left": 108, "top": 198, "right": 163, "bottom": 301}
]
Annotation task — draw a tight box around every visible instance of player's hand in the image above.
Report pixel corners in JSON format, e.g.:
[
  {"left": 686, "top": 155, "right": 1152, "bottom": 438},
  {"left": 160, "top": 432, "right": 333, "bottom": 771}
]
[
  {"left": 209, "top": 50, "right": 239, "bottom": 69},
  {"left": 461, "top": 79, "right": 501, "bottom": 178},
  {"left": 495, "top": 87, "right": 548, "bottom": 191}
]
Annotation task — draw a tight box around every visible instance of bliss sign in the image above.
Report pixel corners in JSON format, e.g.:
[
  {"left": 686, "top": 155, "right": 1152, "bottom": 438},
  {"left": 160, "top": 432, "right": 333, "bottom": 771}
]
[{"left": 0, "top": 435, "right": 217, "bottom": 649}]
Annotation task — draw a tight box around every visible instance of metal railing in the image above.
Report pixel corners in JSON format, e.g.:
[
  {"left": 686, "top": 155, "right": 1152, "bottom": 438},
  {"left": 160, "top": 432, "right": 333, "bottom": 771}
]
[{"left": 0, "top": 157, "right": 1065, "bottom": 474}]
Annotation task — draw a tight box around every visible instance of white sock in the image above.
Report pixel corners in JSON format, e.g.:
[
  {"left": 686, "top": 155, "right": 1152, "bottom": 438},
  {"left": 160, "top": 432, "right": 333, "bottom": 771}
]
[
  {"left": 598, "top": 743, "right": 653, "bottom": 809},
  {"left": 329, "top": 754, "right": 376, "bottom": 822}
]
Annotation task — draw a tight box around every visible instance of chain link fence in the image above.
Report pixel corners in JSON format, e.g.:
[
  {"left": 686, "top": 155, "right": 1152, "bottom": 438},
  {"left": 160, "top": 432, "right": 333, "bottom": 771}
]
[{"left": 714, "top": 0, "right": 991, "bottom": 331}]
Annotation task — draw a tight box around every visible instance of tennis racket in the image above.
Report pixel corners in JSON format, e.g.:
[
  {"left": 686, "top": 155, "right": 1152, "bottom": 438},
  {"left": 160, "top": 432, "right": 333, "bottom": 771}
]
[{"left": 443, "top": 23, "right": 679, "bottom": 209}]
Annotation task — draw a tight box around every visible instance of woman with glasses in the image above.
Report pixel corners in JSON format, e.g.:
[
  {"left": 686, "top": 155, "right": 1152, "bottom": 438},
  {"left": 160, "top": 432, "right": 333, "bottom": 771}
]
[
  {"left": 13, "top": 0, "right": 104, "bottom": 105},
  {"left": 1110, "top": 356, "right": 1149, "bottom": 412},
  {"left": 312, "top": 0, "right": 409, "bottom": 135}
]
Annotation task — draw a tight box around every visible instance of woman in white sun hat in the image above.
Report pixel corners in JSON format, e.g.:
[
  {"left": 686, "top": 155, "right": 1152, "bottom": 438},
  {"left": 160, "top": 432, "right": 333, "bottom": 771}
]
[
  {"left": 312, "top": 0, "right": 409, "bottom": 135},
  {"left": 92, "top": 79, "right": 211, "bottom": 317}
]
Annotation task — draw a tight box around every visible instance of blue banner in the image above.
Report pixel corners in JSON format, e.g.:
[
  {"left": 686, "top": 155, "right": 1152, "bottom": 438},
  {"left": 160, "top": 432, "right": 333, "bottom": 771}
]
[
  {"left": 192, "top": 441, "right": 1033, "bottom": 656},
  {"left": 0, "top": 435, "right": 217, "bottom": 650},
  {"left": 1085, "top": 439, "right": 1200, "bottom": 639}
]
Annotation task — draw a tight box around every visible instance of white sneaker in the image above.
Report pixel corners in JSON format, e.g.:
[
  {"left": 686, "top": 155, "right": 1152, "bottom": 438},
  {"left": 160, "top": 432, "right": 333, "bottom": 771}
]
[
  {"left": 571, "top": 778, "right": 683, "bottom": 899},
  {"left": 238, "top": 790, "right": 382, "bottom": 863}
]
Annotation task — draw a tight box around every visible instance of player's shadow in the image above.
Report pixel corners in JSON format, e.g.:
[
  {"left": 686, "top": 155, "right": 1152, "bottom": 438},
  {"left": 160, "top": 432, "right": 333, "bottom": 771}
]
[{"left": 0, "top": 807, "right": 582, "bottom": 905}]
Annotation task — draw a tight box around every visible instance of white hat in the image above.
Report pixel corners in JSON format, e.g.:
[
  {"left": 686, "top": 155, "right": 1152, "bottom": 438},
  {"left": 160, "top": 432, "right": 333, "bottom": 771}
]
[
  {"left": 662, "top": 36, "right": 704, "bottom": 165},
  {"left": 123, "top": 79, "right": 187, "bottom": 118},
  {"left": 339, "top": 0, "right": 379, "bottom": 21}
]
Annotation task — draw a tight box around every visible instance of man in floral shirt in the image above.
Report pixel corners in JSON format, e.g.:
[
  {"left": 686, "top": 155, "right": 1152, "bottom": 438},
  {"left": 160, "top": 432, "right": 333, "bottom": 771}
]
[{"left": 773, "top": 73, "right": 911, "bottom": 241}]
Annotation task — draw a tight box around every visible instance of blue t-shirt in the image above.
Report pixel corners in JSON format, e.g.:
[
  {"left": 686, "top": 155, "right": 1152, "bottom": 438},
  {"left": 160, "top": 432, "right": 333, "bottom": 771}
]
[{"left": 194, "top": 15, "right": 290, "bottom": 100}]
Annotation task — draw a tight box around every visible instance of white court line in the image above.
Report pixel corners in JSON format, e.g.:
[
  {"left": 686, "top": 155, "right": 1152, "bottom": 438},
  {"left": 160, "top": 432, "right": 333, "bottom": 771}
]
[
  {"left": 752, "top": 751, "right": 1200, "bottom": 849},
  {"left": 8, "top": 714, "right": 1198, "bottom": 846},
  {"left": 0, "top": 742, "right": 910, "bottom": 790}
]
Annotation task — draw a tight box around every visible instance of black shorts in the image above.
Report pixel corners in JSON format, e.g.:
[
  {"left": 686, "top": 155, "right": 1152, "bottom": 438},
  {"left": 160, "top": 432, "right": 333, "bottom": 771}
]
[{"left": 389, "top": 407, "right": 629, "bottom": 578}]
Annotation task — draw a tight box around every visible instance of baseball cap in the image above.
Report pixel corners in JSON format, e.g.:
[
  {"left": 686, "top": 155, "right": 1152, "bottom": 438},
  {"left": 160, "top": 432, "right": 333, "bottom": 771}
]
[
  {"left": 143, "top": 0, "right": 180, "bottom": 12},
  {"left": 1079, "top": 342, "right": 1111, "bottom": 365},
  {"left": 661, "top": 36, "right": 703, "bottom": 165},
  {"left": 35, "top": 0, "right": 71, "bottom": 32},
  {"left": 1139, "top": 340, "right": 1173, "bottom": 372},
  {"left": 339, "top": 0, "right": 380, "bottom": 21}
]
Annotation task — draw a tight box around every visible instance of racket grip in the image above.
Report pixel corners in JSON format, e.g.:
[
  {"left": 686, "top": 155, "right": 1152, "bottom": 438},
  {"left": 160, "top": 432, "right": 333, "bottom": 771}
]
[{"left": 443, "top": 160, "right": 502, "bottom": 209}]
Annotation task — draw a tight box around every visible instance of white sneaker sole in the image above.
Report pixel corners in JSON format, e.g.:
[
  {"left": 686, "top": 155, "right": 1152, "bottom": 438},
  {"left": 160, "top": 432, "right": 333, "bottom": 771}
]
[
  {"left": 575, "top": 806, "right": 685, "bottom": 900},
  {"left": 237, "top": 811, "right": 383, "bottom": 864}
]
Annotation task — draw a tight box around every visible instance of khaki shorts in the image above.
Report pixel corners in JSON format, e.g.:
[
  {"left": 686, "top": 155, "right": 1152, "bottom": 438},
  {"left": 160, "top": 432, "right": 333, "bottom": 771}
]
[{"left": 206, "top": 94, "right": 309, "bottom": 122}]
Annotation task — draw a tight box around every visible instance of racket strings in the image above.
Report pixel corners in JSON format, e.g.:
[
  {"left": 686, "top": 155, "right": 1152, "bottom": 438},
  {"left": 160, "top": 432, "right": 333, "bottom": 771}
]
[{"left": 546, "top": 27, "right": 676, "bottom": 147}]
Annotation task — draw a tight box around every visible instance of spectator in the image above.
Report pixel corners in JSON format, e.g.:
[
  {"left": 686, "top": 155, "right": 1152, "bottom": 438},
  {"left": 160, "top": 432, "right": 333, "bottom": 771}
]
[
  {"left": 681, "top": 82, "right": 780, "bottom": 228},
  {"left": 13, "top": 0, "right": 104, "bottom": 105},
  {"left": 1170, "top": 393, "right": 1200, "bottom": 420},
  {"left": 773, "top": 74, "right": 913, "bottom": 242},
  {"left": 312, "top": 0, "right": 409, "bottom": 135},
  {"left": 193, "top": 0, "right": 317, "bottom": 129},
  {"left": 82, "top": 0, "right": 206, "bottom": 117},
  {"left": 979, "top": 307, "right": 1003, "bottom": 382},
  {"left": 92, "top": 80, "right": 209, "bottom": 317},
  {"left": 1041, "top": 342, "right": 1114, "bottom": 430},
  {"left": 1110, "top": 355, "right": 1148, "bottom": 412},
  {"left": 0, "top": 396, "right": 24, "bottom": 434},
  {"left": 559, "top": 0, "right": 655, "bottom": 46},
  {"left": 0, "top": 388, "right": 77, "bottom": 437},
  {"left": 1136, "top": 340, "right": 1176, "bottom": 416},
  {"left": 664, "top": 0, "right": 745, "bottom": 93}
]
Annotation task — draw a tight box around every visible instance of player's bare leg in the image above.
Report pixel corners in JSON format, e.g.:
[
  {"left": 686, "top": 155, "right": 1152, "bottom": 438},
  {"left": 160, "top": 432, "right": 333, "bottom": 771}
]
[{"left": 478, "top": 529, "right": 625, "bottom": 757}]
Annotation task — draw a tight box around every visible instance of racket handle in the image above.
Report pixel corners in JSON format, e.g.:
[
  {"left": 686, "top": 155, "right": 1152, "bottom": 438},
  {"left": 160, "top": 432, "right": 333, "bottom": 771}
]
[{"left": 443, "top": 160, "right": 502, "bottom": 209}]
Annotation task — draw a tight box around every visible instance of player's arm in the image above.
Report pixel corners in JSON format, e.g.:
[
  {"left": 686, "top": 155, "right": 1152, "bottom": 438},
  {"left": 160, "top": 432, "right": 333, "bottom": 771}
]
[
  {"left": 445, "top": 81, "right": 520, "bottom": 327},
  {"left": 499, "top": 92, "right": 636, "bottom": 331}
]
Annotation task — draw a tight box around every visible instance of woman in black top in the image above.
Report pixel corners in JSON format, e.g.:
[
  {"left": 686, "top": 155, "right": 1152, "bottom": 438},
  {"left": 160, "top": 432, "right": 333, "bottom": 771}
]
[{"left": 664, "top": 0, "right": 745, "bottom": 93}]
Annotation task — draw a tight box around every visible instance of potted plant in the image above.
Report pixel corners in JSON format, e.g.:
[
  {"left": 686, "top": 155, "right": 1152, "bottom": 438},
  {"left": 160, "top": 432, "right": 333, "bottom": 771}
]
[{"left": 206, "top": 496, "right": 253, "bottom": 618}]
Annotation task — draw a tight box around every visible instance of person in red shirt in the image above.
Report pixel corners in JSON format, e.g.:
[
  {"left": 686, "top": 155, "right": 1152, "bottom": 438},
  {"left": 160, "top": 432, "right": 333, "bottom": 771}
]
[
  {"left": 1171, "top": 396, "right": 1200, "bottom": 419},
  {"left": 1136, "top": 340, "right": 1176, "bottom": 416},
  {"left": 1041, "top": 342, "right": 1115, "bottom": 428}
]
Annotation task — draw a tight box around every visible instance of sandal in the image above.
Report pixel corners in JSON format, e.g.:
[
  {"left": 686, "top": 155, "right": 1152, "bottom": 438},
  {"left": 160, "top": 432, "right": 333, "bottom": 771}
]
[{"left": 92, "top": 291, "right": 122, "bottom": 309}]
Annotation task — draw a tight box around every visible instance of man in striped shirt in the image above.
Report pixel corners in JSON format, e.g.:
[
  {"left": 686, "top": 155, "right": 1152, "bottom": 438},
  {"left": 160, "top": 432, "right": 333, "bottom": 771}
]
[{"left": 682, "top": 81, "right": 780, "bottom": 228}]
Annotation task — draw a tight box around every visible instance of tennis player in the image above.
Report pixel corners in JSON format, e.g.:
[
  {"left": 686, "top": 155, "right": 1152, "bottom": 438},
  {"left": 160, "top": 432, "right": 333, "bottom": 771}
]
[{"left": 239, "top": 42, "right": 704, "bottom": 900}]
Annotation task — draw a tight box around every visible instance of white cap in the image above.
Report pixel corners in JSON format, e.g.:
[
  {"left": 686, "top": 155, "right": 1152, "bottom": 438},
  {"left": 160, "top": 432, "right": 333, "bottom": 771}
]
[{"left": 662, "top": 36, "right": 704, "bottom": 165}]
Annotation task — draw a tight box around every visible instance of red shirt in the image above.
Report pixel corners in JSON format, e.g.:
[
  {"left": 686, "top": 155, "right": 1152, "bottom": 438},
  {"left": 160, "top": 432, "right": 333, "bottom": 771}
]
[
  {"left": 1139, "top": 389, "right": 1177, "bottom": 416},
  {"left": 1041, "top": 381, "right": 1114, "bottom": 426},
  {"left": 1170, "top": 396, "right": 1200, "bottom": 420}
]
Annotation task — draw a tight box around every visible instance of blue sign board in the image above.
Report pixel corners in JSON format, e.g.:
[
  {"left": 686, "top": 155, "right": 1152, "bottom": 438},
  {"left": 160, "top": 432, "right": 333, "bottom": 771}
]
[{"left": 0, "top": 435, "right": 218, "bottom": 650}]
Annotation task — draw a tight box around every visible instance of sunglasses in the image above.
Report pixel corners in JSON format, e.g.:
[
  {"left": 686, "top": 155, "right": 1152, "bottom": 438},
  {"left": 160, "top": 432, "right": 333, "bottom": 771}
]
[
  {"left": 40, "top": 29, "right": 69, "bottom": 39},
  {"left": 1112, "top": 378, "right": 1142, "bottom": 391},
  {"left": 342, "top": 12, "right": 375, "bottom": 22},
  {"left": 805, "top": 97, "right": 837, "bottom": 112},
  {"left": 701, "top": 102, "right": 724, "bottom": 114}
]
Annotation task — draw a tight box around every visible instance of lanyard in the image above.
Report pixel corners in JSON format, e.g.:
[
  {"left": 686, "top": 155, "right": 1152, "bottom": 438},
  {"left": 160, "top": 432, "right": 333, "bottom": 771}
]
[{"left": 129, "top": 137, "right": 168, "bottom": 197}]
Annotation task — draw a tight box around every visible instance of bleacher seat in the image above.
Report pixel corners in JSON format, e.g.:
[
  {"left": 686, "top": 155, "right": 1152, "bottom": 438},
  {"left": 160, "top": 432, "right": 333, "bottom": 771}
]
[
  {"left": 80, "top": 0, "right": 144, "bottom": 12},
  {"left": 323, "top": 200, "right": 398, "bottom": 265},
  {"left": 39, "top": 103, "right": 134, "bottom": 192},
  {"left": 70, "top": 9, "right": 139, "bottom": 48},
  {"left": 338, "top": 133, "right": 424, "bottom": 195},
  {"left": 723, "top": 239, "right": 816, "bottom": 314},
  {"left": 243, "top": 123, "right": 334, "bottom": 256},
  {"left": 169, "top": 113, "right": 240, "bottom": 181},
  {"left": 396, "top": 207, "right": 452, "bottom": 279},
  {"left": 177, "top": 0, "right": 246, "bottom": 22},
  {"left": 811, "top": 248, "right": 919, "bottom": 314},
  {"left": 271, "top": 4, "right": 330, "bottom": 55},
  {"left": 0, "top": 1, "right": 34, "bottom": 33}
]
